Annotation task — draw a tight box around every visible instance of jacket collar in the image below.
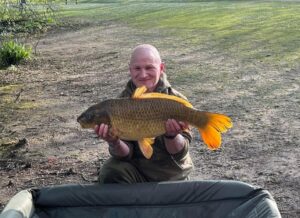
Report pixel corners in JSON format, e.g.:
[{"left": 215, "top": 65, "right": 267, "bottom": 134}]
[{"left": 126, "top": 73, "right": 171, "bottom": 94}]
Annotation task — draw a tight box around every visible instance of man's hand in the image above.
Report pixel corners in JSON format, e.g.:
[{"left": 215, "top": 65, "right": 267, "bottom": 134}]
[
  {"left": 94, "top": 124, "right": 119, "bottom": 144},
  {"left": 95, "top": 124, "right": 130, "bottom": 157},
  {"left": 165, "top": 119, "right": 189, "bottom": 138},
  {"left": 164, "top": 119, "right": 189, "bottom": 154}
]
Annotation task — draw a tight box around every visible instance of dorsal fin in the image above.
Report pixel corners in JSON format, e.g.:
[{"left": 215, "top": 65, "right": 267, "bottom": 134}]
[
  {"left": 132, "top": 86, "right": 147, "bottom": 98},
  {"left": 132, "top": 86, "right": 193, "bottom": 108},
  {"left": 141, "top": 93, "right": 193, "bottom": 108}
]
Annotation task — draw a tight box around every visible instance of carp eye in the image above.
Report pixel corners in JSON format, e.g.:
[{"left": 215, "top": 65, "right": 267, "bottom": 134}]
[
  {"left": 85, "top": 113, "right": 94, "bottom": 121},
  {"left": 77, "top": 113, "right": 93, "bottom": 123}
]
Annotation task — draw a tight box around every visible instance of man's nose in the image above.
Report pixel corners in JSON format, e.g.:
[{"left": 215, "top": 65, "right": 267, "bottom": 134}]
[{"left": 139, "top": 68, "right": 147, "bottom": 77}]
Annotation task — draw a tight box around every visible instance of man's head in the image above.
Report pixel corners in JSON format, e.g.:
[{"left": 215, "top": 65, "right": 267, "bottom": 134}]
[{"left": 129, "top": 44, "right": 165, "bottom": 92}]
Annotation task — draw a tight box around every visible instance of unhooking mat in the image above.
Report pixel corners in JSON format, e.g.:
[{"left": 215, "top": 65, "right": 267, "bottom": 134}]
[{"left": 0, "top": 180, "right": 281, "bottom": 218}]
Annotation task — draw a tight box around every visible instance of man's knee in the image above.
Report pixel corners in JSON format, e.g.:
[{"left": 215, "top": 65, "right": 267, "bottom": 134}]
[{"left": 98, "top": 158, "right": 144, "bottom": 184}]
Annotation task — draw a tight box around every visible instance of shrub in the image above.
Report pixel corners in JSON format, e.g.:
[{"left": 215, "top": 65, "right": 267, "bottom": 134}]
[
  {"left": 0, "top": 40, "right": 32, "bottom": 67},
  {"left": 0, "top": 1, "right": 59, "bottom": 36}
]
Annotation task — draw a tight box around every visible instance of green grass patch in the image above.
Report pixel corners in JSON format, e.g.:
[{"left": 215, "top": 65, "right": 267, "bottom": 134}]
[
  {"left": 0, "top": 84, "right": 39, "bottom": 111},
  {"left": 0, "top": 84, "right": 21, "bottom": 93},
  {"left": 58, "top": 0, "right": 300, "bottom": 68},
  {"left": 0, "top": 40, "right": 32, "bottom": 68}
]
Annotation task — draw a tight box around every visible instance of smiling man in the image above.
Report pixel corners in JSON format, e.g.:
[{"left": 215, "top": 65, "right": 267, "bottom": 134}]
[
  {"left": 94, "top": 44, "right": 194, "bottom": 183},
  {"left": 129, "top": 44, "right": 165, "bottom": 92}
]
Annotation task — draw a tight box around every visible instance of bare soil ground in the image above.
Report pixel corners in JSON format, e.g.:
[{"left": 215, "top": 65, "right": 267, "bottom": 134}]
[{"left": 0, "top": 22, "right": 299, "bottom": 217}]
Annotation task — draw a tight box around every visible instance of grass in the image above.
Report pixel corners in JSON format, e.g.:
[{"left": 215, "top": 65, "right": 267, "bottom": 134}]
[
  {"left": 0, "top": 83, "right": 40, "bottom": 152},
  {"left": 0, "top": 84, "right": 39, "bottom": 123},
  {"left": 58, "top": 0, "right": 300, "bottom": 68}
]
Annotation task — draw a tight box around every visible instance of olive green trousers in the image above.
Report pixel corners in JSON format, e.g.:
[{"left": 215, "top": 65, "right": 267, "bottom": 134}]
[{"left": 98, "top": 158, "right": 149, "bottom": 184}]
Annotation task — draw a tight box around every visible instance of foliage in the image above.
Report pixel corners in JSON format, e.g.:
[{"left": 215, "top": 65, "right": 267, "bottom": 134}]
[
  {"left": 0, "top": 0, "right": 59, "bottom": 37},
  {"left": 0, "top": 40, "right": 32, "bottom": 67}
]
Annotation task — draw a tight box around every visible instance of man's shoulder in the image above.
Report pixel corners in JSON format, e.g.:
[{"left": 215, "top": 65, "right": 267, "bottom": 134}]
[
  {"left": 167, "top": 87, "right": 189, "bottom": 101},
  {"left": 118, "top": 80, "right": 135, "bottom": 98},
  {"left": 118, "top": 89, "right": 132, "bottom": 98}
]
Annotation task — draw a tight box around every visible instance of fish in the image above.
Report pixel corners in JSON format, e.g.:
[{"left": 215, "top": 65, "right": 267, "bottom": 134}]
[{"left": 77, "top": 86, "right": 232, "bottom": 159}]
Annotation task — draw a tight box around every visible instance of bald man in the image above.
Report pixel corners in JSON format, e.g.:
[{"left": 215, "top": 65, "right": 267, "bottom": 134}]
[
  {"left": 95, "top": 44, "right": 193, "bottom": 183},
  {"left": 129, "top": 44, "right": 164, "bottom": 92}
]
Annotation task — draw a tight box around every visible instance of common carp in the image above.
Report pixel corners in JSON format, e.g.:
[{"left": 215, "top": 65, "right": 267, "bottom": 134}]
[{"left": 77, "top": 86, "right": 232, "bottom": 159}]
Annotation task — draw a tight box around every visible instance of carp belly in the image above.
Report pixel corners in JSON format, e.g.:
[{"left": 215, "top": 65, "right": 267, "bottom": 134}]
[{"left": 110, "top": 116, "right": 166, "bottom": 140}]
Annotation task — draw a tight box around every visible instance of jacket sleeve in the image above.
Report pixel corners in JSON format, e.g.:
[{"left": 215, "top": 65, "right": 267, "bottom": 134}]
[
  {"left": 169, "top": 129, "right": 192, "bottom": 161},
  {"left": 108, "top": 140, "right": 135, "bottom": 160},
  {"left": 166, "top": 87, "right": 193, "bottom": 160}
]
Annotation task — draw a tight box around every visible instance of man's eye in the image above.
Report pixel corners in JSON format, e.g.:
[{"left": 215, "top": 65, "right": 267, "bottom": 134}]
[{"left": 146, "top": 66, "right": 154, "bottom": 70}]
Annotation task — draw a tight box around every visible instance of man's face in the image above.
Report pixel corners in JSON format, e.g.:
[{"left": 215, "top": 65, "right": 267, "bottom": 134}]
[{"left": 129, "top": 50, "right": 164, "bottom": 92}]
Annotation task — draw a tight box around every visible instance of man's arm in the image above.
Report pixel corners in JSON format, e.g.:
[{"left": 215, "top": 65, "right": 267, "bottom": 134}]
[
  {"left": 164, "top": 134, "right": 187, "bottom": 154},
  {"left": 95, "top": 124, "right": 130, "bottom": 158},
  {"left": 164, "top": 119, "right": 190, "bottom": 154}
]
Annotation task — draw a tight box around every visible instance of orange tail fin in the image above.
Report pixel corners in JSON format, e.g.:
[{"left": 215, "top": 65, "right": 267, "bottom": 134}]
[{"left": 198, "top": 113, "right": 232, "bottom": 150}]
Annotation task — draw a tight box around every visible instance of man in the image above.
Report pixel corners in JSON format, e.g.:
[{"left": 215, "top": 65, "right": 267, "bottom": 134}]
[{"left": 95, "top": 44, "right": 193, "bottom": 183}]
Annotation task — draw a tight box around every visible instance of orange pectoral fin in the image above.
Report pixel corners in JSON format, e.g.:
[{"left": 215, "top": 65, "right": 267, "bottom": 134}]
[{"left": 138, "top": 138, "right": 154, "bottom": 159}]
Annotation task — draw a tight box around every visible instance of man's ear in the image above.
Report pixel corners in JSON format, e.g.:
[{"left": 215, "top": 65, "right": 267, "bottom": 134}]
[
  {"left": 128, "top": 63, "right": 132, "bottom": 75},
  {"left": 160, "top": 62, "right": 165, "bottom": 74}
]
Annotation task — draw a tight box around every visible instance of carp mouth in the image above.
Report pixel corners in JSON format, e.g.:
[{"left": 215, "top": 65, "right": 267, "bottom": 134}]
[
  {"left": 79, "top": 123, "right": 94, "bottom": 129},
  {"left": 77, "top": 115, "right": 95, "bottom": 129}
]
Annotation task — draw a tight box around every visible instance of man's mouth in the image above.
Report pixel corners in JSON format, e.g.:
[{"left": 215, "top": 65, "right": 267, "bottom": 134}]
[{"left": 138, "top": 79, "right": 150, "bottom": 82}]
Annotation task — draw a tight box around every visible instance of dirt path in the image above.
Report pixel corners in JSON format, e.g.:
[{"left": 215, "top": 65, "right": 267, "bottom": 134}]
[{"left": 0, "top": 22, "right": 299, "bottom": 217}]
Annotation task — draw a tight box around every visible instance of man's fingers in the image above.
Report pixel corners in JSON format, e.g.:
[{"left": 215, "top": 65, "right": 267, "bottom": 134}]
[
  {"left": 103, "top": 124, "right": 109, "bottom": 138},
  {"left": 165, "top": 119, "right": 189, "bottom": 135},
  {"left": 101, "top": 124, "right": 109, "bottom": 138},
  {"left": 170, "top": 119, "right": 181, "bottom": 132},
  {"left": 95, "top": 124, "right": 119, "bottom": 143},
  {"left": 97, "top": 124, "right": 105, "bottom": 138},
  {"left": 179, "top": 121, "right": 189, "bottom": 130},
  {"left": 166, "top": 119, "right": 175, "bottom": 132},
  {"left": 166, "top": 119, "right": 181, "bottom": 135},
  {"left": 94, "top": 125, "right": 100, "bottom": 134}
]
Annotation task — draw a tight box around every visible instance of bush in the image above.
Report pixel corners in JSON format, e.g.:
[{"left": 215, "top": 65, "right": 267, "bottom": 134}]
[
  {"left": 0, "top": 40, "right": 32, "bottom": 67},
  {"left": 0, "top": 1, "right": 59, "bottom": 36}
]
